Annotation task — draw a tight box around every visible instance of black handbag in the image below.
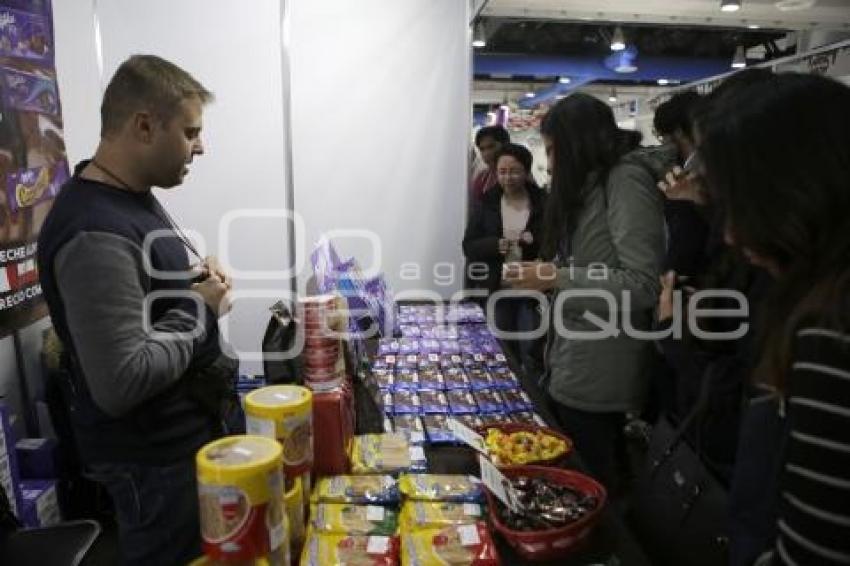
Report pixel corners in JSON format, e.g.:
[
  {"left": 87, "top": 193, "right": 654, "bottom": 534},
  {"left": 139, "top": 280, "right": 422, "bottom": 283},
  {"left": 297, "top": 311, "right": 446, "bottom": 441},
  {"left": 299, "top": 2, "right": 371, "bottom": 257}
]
[
  {"left": 261, "top": 300, "right": 303, "bottom": 384},
  {"left": 630, "top": 367, "right": 730, "bottom": 566}
]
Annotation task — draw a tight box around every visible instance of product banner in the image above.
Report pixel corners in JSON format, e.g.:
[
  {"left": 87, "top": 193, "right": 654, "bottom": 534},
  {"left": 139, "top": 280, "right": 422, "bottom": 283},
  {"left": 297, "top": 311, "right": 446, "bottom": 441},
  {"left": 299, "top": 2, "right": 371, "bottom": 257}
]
[{"left": 0, "top": 0, "right": 64, "bottom": 336}]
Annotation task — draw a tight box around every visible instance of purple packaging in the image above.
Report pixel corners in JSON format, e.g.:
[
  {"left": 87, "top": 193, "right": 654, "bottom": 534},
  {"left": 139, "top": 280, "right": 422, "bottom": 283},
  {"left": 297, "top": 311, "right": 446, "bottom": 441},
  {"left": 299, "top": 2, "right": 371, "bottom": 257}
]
[
  {"left": 447, "top": 390, "right": 478, "bottom": 415},
  {"left": 377, "top": 338, "right": 399, "bottom": 356},
  {"left": 371, "top": 369, "right": 394, "bottom": 391},
  {"left": 0, "top": 403, "right": 23, "bottom": 519},
  {"left": 14, "top": 437, "right": 57, "bottom": 480},
  {"left": 489, "top": 367, "right": 519, "bottom": 390},
  {"left": 440, "top": 354, "right": 463, "bottom": 370},
  {"left": 392, "top": 415, "right": 426, "bottom": 445},
  {"left": 419, "top": 391, "right": 450, "bottom": 415},
  {"left": 395, "top": 354, "right": 419, "bottom": 371},
  {"left": 0, "top": 7, "right": 53, "bottom": 64},
  {"left": 467, "top": 370, "right": 493, "bottom": 392},
  {"left": 5, "top": 161, "right": 68, "bottom": 214},
  {"left": 372, "top": 354, "right": 396, "bottom": 371},
  {"left": 485, "top": 353, "right": 508, "bottom": 368},
  {"left": 439, "top": 340, "right": 460, "bottom": 355},
  {"left": 479, "top": 413, "right": 515, "bottom": 427},
  {"left": 398, "top": 339, "right": 420, "bottom": 356},
  {"left": 512, "top": 412, "right": 548, "bottom": 427},
  {"left": 19, "top": 479, "right": 60, "bottom": 528},
  {"left": 381, "top": 392, "right": 395, "bottom": 416},
  {"left": 443, "top": 368, "right": 470, "bottom": 391},
  {"left": 419, "top": 338, "right": 441, "bottom": 354},
  {"left": 392, "top": 391, "right": 422, "bottom": 415},
  {"left": 473, "top": 390, "right": 504, "bottom": 414},
  {"left": 501, "top": 389, "right": 534, "bottom": 413},
  {"left": 418, "top": 352, "right": 441, "bottom": 370},
  {"left": 1, "top": 66, "right": 59, "bottom": 115},
  {"left": 422, "top": 415, "right": 455, "bottom": 444},
  {"left": 399, "top": 324, "right": 420, "bottom": 337},
  {"left": 453, "top": 414, "right": 485, "bottom": 431},
  {"left": 394, "top": 369, "right": 420, "bottom": 391},
  {"left": 417, "top": 369, "right": 445, "bottom": 392}
]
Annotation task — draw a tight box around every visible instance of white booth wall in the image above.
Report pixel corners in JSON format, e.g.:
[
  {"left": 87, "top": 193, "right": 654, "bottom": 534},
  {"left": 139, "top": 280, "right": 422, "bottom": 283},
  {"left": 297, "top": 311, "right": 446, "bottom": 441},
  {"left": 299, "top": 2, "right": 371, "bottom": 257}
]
[{"left": 290, "top": 0, "right": 470, "bottom": 300}]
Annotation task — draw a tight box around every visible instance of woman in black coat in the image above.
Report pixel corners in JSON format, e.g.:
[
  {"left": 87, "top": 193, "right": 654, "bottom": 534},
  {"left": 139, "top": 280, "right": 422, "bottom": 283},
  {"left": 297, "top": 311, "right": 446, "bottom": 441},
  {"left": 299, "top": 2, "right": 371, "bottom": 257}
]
[{"left": 463, "top": 143, "right": 547, "bottom": 378}]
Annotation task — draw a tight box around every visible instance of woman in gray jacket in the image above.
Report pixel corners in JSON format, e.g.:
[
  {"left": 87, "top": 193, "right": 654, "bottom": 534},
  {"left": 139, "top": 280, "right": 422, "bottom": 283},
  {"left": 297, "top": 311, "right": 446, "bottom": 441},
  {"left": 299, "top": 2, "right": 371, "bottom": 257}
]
[{"left": 505, "top": 93, "right": 668, "bottom": 490}]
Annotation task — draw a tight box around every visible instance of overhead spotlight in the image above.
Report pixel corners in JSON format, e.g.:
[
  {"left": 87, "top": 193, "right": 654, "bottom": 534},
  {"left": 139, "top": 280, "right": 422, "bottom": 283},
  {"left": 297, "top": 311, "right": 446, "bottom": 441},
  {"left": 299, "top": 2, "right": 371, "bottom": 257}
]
[
  {"left": 721, "top": 0, "right": 741, "bottom": 12},
  {"left": 524, "top": 91, "right": 535, "bottom": 98},
  {"left": 657, "top": 78, "right": 670, "bottom": 85},
  {"left": 608, "top": 88, "right": 618, "bottom": 103},
  {"left": 747, "top": 23, "right": 761, "bottom": 29},
  {"left": 472, "top": 22, "right": 486, "bottom": 48},
  {"left": 610, "top": 26, "right": 626, "bottom": 51},
  {"left": 731, "top": 45, "right": 747, "bottom": 68},
  {"left": 558, "top": 76, "right": 571, "bottom": 84}
]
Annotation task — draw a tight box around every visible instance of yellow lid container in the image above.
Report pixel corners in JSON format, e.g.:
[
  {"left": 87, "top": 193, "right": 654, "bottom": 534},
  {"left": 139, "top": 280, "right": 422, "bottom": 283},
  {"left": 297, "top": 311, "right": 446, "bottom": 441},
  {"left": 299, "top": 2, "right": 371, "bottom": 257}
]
[
  {"left": 196, "top": 435, "right": 282, "bottom": 496},
  {"left": 244, "top": 386, "right": 313, "bottom": 475}
]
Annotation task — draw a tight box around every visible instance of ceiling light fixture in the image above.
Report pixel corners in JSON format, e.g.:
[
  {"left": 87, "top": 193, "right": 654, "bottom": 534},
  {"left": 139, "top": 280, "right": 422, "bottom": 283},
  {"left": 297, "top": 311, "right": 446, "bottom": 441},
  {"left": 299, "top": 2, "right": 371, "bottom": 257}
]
[
  {"left": 472, "top": 22, "right": 486, "bottom": 48},
  {"left": 558, "top": 76, "right": 571, "bottom": 84},
  {"left": 747, "top": 23, "right": 761, "bottom": 29},
  {"left": 731, "top": 45, "right": 747, "bottom": 68},
  {"left": 657, "top": 78, "right": 670, "bottom": 85},
  {"left": 524, "top": 91, "right": 535, "bottom": 98},
  {"left": 721, "top": 0, "right": 742, "bottom": 12},
  {"left": 608, "top": 88, "right": 618, "bottom": 103},
  {"left": 610, "top": 26, "right": 626, "bottom": 51}
]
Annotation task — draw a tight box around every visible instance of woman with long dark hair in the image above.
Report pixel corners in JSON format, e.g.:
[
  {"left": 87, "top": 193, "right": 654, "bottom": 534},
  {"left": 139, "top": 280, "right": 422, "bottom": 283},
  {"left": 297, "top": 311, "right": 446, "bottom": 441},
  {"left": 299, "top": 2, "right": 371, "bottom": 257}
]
[
  {"left": 505, "top": 93, "right": 671, "bottom": 489},
  {"left": 699, "top": 72, "right": 850, "bottom": 566}
]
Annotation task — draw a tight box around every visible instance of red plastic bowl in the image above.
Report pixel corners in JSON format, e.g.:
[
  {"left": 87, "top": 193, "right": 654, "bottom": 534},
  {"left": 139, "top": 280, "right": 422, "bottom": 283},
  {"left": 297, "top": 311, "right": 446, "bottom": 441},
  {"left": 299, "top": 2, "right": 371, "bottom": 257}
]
[
  {"left": 485, "top": 465, "right": 607, "bottom": 562},
  {"left": 478, "top": 423, "right": 573, "bottom": 467}
]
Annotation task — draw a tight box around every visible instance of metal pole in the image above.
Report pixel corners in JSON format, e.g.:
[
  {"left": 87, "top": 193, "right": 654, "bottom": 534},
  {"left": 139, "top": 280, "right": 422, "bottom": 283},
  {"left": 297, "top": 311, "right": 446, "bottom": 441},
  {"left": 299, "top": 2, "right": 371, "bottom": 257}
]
[{"left": 279, "top": 0, "right": 298, "bottom": 298}]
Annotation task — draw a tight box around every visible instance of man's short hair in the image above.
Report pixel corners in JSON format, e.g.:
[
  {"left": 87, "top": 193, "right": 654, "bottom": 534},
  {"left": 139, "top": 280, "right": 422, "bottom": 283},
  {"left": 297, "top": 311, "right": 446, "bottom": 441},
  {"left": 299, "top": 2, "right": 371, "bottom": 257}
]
[
  {"left": 475, "top": 125, "right": 510, "bottom": 148},
  {"left": 653, "top": 91, "right": 701, "bottom": 139},
  {"left": 100, "top": 54, "right": 213, "bottom": 137}
]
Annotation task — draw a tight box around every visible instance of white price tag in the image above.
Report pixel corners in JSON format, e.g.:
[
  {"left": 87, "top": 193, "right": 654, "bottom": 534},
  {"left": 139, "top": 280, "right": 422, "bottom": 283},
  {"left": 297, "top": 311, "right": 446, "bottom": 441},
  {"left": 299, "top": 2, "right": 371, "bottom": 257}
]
[
  {"left": 410, "top": 431, "right": 425, "bottom": 444},
  {"left": 429, "top": 354, "right": 440, "bottom": 362},
  {"left": 366, "top": 506, "right": 385, "bottom": 521},
  {"left": 367, "top": 536, "right": 390, "bottom": 555},
  {"left": 410, "top": 446, "right": 426, "bottom": 461},
  {"left": 463, "top": 503, "right": 482, "bottom": 516},
  {"left": 386, "top": 356, "right": 396, "bottom": 364},
  {"left": 458, "top": 524, "right": 481, "bottom": 547},
  {"left": 447, "top": 418, "right": 487, "bottom": 454},
  {"left": 407, "top": 355, "right": 417, "bottom": 363},
  {"left": 478, "top": 454, "right": 522, "bottom": 513}
]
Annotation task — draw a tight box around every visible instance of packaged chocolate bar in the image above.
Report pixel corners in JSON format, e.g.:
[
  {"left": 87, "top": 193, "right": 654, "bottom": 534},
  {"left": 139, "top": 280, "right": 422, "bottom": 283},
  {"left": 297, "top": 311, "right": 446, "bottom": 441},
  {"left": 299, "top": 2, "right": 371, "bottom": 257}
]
[
  {"left": 372, "top": 369, "right": 394, "bottom": 391},
  {"left": 381, "top": 392, "right": 395, "bottom": 416},
  {"left": 419, "top": 391, "right": 450, "bottom": 415},
  {"left": 417, "top": 369, "right": 445, "bottom": 392},
  {"left": 0, "top": 7, "right": 53, "bottom": 64},
  {"left": 377, "top": 338, "right": 400, "bottom": 356},
  {"left": 351, "top": 433, "right": 421, "bottom": 474},
  {"left": 392, "top": 415, "right": 426, "bottom": 445},
  {"left": 447, "top": 390, "right": 478, "bottom": 415},
  {"left": 440, "top": 354, "right": 463, "bottom": 370},
  {"left": 392, "top": 391, "right": 421, "bottom": 415},
  {"left": 419, "top": 338, "right": 441, "bottom": 354},
  {"left": 501, "top": 389, "right": 534, "bottom": 413},
  {"left": 393, "top": 369, "right": 420, "bottom": 391},
  {"left": 439, "top": 340, "right": 460, "bottom": 355},
  {"left": 400, "top": 522, "right": 499, "bottom": 566},
  {"left": 0, "top": 67, "right": 59, "bottom": 115},
  {"left": 443, "top": 369, "right": 470, "bottom": 391},
  {"left": 398, "top": 339, "right": 420, "bottom": 356},
  {"left": 399, "top": 324, "right": 420, "bottom": 337},
  {"left": 479, "top": 413, "right": 514, "bottom": 427},
  {"left": 485, "top": 353, "right": 508, "bottom": 368},
  {"left": 472, "top": 390, "right": 504, "bottom": 414},
  {"left": 488, "top": 369, "right": 519, "bottom": 391},
  {"left": 466, "top": 369, "right": 493, "bottom": 391},
  {"left": 453, "top": 415, "right": 485, "bottom": 431},
  {"left": 511, "top": 412, "right": 548, "bottom": 427},
  {"left": 395, "top": 354, "right": 419, "bottom": 371},
  {"left": 372, "top": 355, "right": 396, "bottom": 371},
  {"left": 422, "top": 415, "right": 455, "bottom": 444}
]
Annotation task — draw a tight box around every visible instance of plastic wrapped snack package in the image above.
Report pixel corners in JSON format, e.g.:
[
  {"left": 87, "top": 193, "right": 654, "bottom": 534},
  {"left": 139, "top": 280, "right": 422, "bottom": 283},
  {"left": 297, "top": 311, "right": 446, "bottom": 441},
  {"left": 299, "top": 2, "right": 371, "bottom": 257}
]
[
  {"left": 400, "top": 501, "right": 484, "bottom": 530},
  {"left": 401, "top": 522, "right": 500, "bottom": 566},
  {"left": 398, "top": 474, "right": 483, "bottom": 503},
  {"left": 310, "top": 503, "right": 399, "bottom": 535},
  {"left": 312, "top": 475, "right": 400, "bottom": 505},
  {"left": 392, "top": 415, "right": 426, "bottom": 445},
  {"left": 300, "top": 529, "right": 400, "bottom": 566},
  {"left": 350, "top": 433, "right": 428, "bottom": 474}
]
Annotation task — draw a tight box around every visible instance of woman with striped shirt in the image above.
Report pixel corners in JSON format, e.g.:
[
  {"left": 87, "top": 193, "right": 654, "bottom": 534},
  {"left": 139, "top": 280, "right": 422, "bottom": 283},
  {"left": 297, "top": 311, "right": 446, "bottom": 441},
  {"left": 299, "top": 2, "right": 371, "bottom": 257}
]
[{"left": 699, "top": 73, "right": 850, "bottom": 565}]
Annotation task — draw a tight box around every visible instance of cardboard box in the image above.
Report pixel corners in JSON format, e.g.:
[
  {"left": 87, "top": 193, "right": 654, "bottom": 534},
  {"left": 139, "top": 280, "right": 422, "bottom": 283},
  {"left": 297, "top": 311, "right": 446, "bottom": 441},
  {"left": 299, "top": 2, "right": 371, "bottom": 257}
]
[
  {"left": 19, "top": 479, "right": 61, "bottom": 528},
  {"left": 15, "top": 437, "right": 58, "bottom": 480}
]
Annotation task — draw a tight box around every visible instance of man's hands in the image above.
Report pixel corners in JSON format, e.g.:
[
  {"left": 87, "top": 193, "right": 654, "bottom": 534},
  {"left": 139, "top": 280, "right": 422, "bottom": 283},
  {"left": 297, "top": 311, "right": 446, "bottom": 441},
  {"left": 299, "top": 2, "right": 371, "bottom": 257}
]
[
  {"left": 191, "top": 255, "right": 233, "bottom": 317},
  {"left": 658, "top": 166, "right": 706, "bottom": 205}
]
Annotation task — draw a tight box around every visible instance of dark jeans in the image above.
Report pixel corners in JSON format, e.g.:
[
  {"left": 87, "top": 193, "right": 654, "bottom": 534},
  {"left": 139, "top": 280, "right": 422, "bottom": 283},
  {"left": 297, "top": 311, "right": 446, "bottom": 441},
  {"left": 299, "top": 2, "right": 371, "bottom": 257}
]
[
  {"left": 492, "top": 296, "right": 544, "bottom": 382},
  {"left": 86, "top": 459, "right": 201, "bottom": 566},
  {"left": 552, "top": 403, "right": 628, "bottom": 493}
]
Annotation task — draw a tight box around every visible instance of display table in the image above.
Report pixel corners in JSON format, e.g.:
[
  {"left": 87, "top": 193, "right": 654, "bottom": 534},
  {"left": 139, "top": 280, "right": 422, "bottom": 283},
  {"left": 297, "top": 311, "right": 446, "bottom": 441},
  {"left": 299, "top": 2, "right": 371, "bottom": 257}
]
[{"left": 354, "top": 337, "right": 652, "bottom": 566}]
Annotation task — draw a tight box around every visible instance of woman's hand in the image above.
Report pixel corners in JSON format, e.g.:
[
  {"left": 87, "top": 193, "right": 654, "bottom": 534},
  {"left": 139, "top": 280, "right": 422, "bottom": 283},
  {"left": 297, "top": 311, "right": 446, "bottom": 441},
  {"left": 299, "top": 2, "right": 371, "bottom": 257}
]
[
  {"left": 503, "top": 261, "right": 558, "bottom": 292},
  {"left": 658, "top": 166, "right": 706, "bottom": 205}
]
